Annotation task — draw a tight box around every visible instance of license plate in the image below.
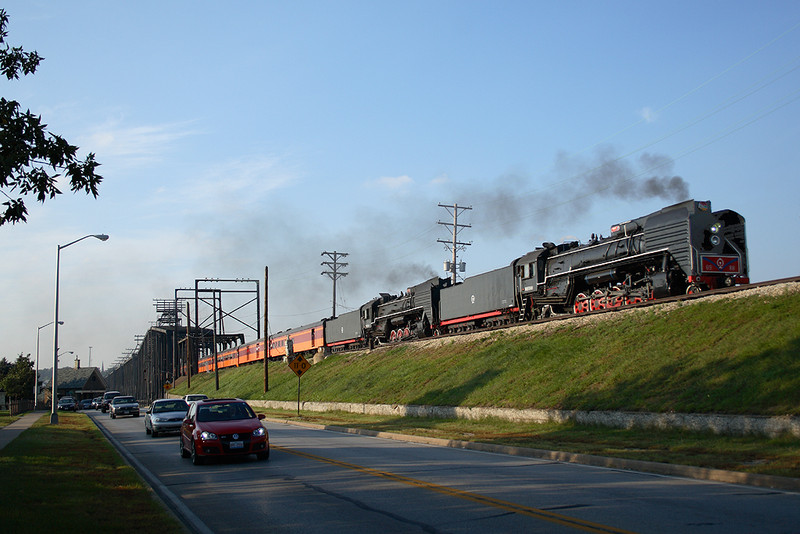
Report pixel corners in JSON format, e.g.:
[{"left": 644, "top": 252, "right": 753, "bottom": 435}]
[{"left": 229, "top": 441, "right": 244, "bottom": 449}]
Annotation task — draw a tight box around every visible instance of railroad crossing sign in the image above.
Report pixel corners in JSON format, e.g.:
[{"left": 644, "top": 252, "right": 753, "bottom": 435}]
[{"left": 288, "top": 354, "right": 310, "bottom": 377}]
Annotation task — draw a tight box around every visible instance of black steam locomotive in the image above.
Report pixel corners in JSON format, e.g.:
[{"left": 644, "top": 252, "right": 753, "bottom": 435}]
[{"left": 328, "top": 199, "right": 748, "bottom": 348}]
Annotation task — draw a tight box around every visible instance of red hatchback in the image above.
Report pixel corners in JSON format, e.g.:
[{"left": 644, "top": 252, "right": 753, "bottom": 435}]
[{"left": 179, "top": 398, "right": 269, "bottom": 465}]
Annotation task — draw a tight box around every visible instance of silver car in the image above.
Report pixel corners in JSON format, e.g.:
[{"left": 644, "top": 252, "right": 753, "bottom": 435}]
[
  {"left": 109, "top": 396, "right": 140, "bottom": 418},
  {"left": 145, "top": 399, "right": 189, "bottom": 437}
]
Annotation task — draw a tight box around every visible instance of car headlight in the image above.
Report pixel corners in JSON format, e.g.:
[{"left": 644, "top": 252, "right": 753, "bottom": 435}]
[
  {"left": 252, "top": 427, "right": 266, "bottom": 437},
  {"left": 199, "top": 431, "right": 218, "bottom": 440}
]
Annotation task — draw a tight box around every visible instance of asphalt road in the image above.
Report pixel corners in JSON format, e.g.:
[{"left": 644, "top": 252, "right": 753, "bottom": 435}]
[{"left": 87, "top": 410, "right": 800, "bottom": 534}]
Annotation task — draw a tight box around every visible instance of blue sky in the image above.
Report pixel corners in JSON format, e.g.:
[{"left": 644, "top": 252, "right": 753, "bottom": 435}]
[{"left": 3, "top": 1, "right": 799, "bottom": 371}]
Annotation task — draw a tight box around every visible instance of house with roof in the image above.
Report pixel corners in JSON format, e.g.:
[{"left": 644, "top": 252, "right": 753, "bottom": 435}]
[{"left": 46, "top": 366, "right": 108, "bottom": 402}]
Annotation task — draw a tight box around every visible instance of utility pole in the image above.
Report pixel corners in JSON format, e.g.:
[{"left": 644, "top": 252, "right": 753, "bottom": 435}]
[
  {"left": 321, "top": 251, "right": 349, "bottom": 318},
  {"left": 437, "top": 203, "right": 472, "bottom": 284},
  {"left": 264, "top": 266, "right": 271, "bottom": 393}
]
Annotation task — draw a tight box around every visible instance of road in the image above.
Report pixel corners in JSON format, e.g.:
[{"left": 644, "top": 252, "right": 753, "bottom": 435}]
[{"left": 87, "top": 410, "right": 800, "bottom": 534}]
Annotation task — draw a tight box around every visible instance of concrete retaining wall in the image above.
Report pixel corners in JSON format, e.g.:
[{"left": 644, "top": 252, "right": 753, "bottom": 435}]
[{"left": 248, "top": 400, "right": 800, "bottom": 438}]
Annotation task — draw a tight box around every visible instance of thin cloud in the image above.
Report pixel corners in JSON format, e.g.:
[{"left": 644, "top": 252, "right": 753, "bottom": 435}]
[
  {"left": 430, "top": 173, "right": 450, "bottom": 185},
  {"left": 365, "top": 175, "right": 414, "bottom": 189},
  {"left": 82, "top": 119, "right": 201, "bottom": 164},
  {"left": 160, "top": 154, "right": 301, "bottom": 212},
  {"left": 639, "top": 107, "right": 658, "bottom": 123}
]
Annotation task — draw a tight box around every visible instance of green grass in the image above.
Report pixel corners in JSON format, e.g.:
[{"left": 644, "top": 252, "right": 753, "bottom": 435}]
[
  {"left": 170, "top": 287, "right": 800, "bottom": 479},
  {"left": 0, "top": 412, "right": 184, "bottom": 533},
  {"left": 0, "top": 410, "right": 20, "bottom": 428},
  {"left": 175, "top": 289, "right": 800, "bottom": 415}
]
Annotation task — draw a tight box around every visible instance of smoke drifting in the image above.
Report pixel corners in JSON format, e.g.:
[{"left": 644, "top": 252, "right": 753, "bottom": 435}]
[
  {"left": 459, "top": 146, "right": 690, "bottom": 241},
  {"left": 186, "top": 145, "right": 689, "bottom": 332}
]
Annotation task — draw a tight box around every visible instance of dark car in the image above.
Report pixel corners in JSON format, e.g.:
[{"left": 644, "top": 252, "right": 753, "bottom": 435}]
[
  {"left": 100, "top": 390, "right": 121, "bottom": 413},
  {"left": 57, "top": 396, "right": 76, "bottom": 411},
  {"left": 78, "top": 398, "right": 93, "bottom": 410},
  {"left": 92, "top": 396, "right": 102, "bottom": 409},
  {"left": 109, "top": 396, "right": 140, "bottom": 418},
  {"left": 145, "top": 399, "right": 189, "bottom": 437},
  {"left": 179, "top": 398, "right": 269, "bottom": 465}
]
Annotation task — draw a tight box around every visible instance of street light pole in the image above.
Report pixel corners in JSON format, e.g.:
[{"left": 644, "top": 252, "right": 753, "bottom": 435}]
[
  {"left": 51, "top": 234, "right": 109, "bottom": 424},
  {"left": 36, "top": 320, "right": 62, "bottom": 409}
]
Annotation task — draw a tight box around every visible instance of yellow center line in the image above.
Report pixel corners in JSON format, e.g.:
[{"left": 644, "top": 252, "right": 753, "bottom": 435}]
[{"left": 272, "top": 444, "right": 637, "bottom": 534}]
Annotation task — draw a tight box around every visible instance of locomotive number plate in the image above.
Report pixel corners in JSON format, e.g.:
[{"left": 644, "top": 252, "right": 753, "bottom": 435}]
[{"left": 700, "top": 255, "right": 740, "bottom": 274}]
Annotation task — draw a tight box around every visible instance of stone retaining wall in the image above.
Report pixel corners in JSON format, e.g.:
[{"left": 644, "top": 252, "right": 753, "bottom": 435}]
[{"left": 248, "top": 400, "right": 800, "bottom": 438}]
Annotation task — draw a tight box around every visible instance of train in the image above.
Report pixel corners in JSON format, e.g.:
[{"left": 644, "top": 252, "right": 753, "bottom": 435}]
[{"left": 199, "top": 199, "right": 748, "bottom": 372}]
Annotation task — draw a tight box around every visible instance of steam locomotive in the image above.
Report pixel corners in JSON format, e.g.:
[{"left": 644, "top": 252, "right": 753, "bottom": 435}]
[{"left": 199, "top": 199, "right": 748, "bottom": 372}]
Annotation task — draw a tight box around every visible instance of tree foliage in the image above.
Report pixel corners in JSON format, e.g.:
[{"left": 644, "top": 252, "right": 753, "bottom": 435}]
[
  {"left": 0, "top": 354, "right": 34, "bottom": 399},
  {"left": 0, "top": 9, "right": 102, "bottom": 226}
]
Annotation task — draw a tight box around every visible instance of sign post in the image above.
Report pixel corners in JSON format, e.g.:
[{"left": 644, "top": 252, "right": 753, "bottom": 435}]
[{"left": 287, "top": 354, "right": 310, "bottom": 416}]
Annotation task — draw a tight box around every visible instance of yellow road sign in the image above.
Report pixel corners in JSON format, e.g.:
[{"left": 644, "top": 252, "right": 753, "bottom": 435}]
[{"left": 288, "top": 354, "right": 310, "bottom": 377}]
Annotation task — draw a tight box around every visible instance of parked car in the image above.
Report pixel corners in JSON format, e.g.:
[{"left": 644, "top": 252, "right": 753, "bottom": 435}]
[
  {"left": 100, "top": 390, "right": 121, "bottom": 413},
  {"left": 109, "top": 396, "right": 140, "bottom": 418},
  {"left": 145, "top": 399, "right": 189, "bottom": 437},
  {"left": 78, "top": 398, "right": 93, "bottom": 410},
  {"left": 184, "top": 393, "right": 209, "bottom": 403},
  {"left": 180, "top": 398, "right": 269, "bottom": 465},
  {"left": 92, "top": 396, "right": 102, "bottom": 409},
  {"left": 57, "top": 396, "right": 76, "bottom": 411}
]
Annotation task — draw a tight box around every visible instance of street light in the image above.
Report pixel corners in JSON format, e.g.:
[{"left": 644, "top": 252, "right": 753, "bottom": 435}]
[
  {"left": 35, "top": 320, "right": 63, "bottom": 409},
  {"left": 51, "top": 234, "right": 109, "bottom": 424}
]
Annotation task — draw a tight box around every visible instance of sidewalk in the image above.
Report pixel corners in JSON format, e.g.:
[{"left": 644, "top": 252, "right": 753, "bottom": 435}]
[{"left": 0, "top": 411, "right": 46, "bottom": 451}]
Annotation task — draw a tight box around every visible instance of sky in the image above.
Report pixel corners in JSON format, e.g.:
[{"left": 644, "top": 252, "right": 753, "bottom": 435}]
[{"left": 2, "top": 1, "right": 799, "bottom": 372}]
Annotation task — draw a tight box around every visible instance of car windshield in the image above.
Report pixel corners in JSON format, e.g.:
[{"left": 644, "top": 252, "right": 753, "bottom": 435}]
[
  {"left": 196, "top": 402, "right": 254, "bottom": 422},
  {"left": 153, "top": 400, "right": 188, "bottom": 413},
  {"left": 113, "top": 397, "right": 135, "bottom": 404}
]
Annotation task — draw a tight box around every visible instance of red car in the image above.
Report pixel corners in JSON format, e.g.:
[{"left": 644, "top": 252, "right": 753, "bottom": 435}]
[{"left": 179, "top": 398, "right": 269, "bottom": 465}]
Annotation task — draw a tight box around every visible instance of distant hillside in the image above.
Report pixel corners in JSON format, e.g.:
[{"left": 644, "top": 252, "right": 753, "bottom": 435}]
[{"left": 173, "top": 282, "right": 800, "bottom": 416}]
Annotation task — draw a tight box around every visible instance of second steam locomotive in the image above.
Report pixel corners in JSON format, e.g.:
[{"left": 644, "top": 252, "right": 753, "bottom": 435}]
[{"left": 200, "top": 199, "right": 748, "bottom": 372}]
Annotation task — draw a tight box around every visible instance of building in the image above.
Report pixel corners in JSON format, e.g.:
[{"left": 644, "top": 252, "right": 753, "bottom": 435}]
[{"left": 46, "top": 366, "right": 108, "bottom": 402}]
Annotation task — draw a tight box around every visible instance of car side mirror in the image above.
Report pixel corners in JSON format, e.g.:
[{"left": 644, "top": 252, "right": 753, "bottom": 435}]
[{"left": 257, "top": 414, "right": 266, "bottom": 420}]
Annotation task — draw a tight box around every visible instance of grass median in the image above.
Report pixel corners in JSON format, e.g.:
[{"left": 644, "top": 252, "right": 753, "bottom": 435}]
[{"left": 0, "top": 411, "right": 184, "bottom": 533}]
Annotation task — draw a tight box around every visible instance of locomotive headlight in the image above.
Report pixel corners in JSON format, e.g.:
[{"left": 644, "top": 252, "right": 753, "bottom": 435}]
[
  {"left": 710, "top": 235, "right": 721, "bottom": 246},
  {"left": 709, "top": 223, "right": 721, "bottom": 234}
]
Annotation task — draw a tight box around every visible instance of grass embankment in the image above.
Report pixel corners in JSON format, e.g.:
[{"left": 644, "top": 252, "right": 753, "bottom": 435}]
[
  {"left": 172, "top": 285, "right": 800, "bottom": 478},
  {"left": 0, "top": 412, "right": 183, "bottom": 533}
]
